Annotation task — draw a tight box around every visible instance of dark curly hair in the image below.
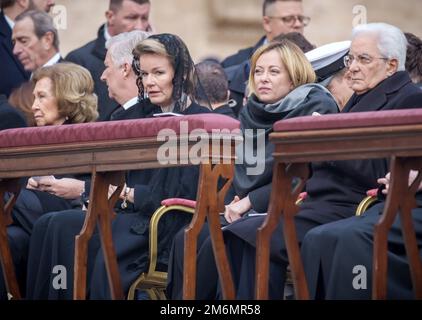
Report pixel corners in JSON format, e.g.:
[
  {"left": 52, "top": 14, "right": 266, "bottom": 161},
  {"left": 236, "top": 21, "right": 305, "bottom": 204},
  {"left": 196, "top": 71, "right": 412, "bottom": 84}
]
[{"left": 405, "top": 32, "right": 422, "bottom": 84}]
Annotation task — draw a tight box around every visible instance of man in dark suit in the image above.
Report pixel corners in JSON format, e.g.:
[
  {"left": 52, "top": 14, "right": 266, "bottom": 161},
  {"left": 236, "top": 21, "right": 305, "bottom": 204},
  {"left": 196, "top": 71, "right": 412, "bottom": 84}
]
[
  {"left": 100, "top": 30, "right": 151, "bottom": 121},
  {"left": 0, "top": 94, "right": 26, "bottom": 130},
  {"left": 12, "top": 10, "right": 62, "bottom": 74},
  {"left": 195, "top": 60, "right": 236, "bottom": 118},
  {"left": 0, "top": 0, "right": 56, "bottom": 97},
  {"left": 221, "top": 0, "right": 310, "bottom": 68},
  {"left": 66, "top": 0, "right": 151, "bottom": 122},
  {"left": 0, "top": 0, "right": 30, "bottom": 97}
]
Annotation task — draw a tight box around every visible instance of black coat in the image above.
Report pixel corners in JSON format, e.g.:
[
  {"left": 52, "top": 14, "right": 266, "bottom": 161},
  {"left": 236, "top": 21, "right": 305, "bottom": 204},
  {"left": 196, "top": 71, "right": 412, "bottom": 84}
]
[
  {"left": 302, "top": 200, "right": 422, "bottom": 299},
  {"left": 224, "top": 60, "right": 250, "bottom": 116},
  {"left": 66, "top": 25, "right": 117, "bottom": 121},
  {"left": 212, "top": 104, "right": 236, "bottom": 118},
  {"left": 0, "top": 12, "right": 29, "bottom": 97},
  {"left": 221, "top": 36, "right": 265, "bottom": 68},
  {"left": 0, "top": 95, "right": 27, "bottom": 130},
  {"left": 221, "top": 71, "right": 422, "bottom": 299}
]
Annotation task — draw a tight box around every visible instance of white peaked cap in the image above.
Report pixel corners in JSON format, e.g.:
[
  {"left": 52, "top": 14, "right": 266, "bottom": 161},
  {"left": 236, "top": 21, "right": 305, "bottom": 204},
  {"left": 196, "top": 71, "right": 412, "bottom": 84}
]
[{"left": 305, "top": 40, "right": 351, "bottom": 82}]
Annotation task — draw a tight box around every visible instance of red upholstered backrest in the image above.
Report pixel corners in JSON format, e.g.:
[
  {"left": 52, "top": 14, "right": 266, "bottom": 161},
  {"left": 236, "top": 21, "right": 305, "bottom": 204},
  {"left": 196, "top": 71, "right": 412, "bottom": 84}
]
[
  {"left": 273, "top": 109, "right": 422, "bottom": 132},
  {"left": 0, "top": 114, "right": 240, "bottom": 148},
  {"left": 161, "top": 198, "right": 197, "bottom": 208}
]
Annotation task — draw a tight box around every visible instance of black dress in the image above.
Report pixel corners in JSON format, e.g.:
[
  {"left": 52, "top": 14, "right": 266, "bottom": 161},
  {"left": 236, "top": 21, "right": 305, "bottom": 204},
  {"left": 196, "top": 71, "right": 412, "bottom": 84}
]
[{"left": 25, "top": 101, "right": 211, "bottom": 299}]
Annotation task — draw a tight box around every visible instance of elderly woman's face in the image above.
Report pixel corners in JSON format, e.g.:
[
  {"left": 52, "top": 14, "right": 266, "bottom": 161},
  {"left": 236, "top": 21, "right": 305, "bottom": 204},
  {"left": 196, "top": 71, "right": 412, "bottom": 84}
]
[
  {"left": 31, "top": 77, "right": 64, "bottom": 126},
  {"left": 347, "top": 34, "right": 393, "bottom": 95},
  {"left": 253, "top": 49, "right": 293, "bottom": 104},
  {"left": 139, "top": 53, "right": 175, "bottom": 108}
]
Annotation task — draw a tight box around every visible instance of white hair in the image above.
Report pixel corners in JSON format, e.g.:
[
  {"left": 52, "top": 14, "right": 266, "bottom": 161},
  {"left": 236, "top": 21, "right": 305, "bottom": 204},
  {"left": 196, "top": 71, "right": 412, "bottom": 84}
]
[
  {"left": 352, "top": 23, "right": 407, "bottom": 71},
  {"left": 105, "top": 30, "right": 151, "bottom": 66}
]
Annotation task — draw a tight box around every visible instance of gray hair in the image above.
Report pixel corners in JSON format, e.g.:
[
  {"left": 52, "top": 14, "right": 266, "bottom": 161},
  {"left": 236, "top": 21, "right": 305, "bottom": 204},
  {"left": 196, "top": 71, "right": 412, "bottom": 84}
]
[
  {"left": 15, "top": 10, "right": 59, "bottom": 50},
  {"left": 352, "top": 23, "right": 407, "bottom": 71},
  {"left": 105, "top": 30, "right": 151, "bottom": 66}
]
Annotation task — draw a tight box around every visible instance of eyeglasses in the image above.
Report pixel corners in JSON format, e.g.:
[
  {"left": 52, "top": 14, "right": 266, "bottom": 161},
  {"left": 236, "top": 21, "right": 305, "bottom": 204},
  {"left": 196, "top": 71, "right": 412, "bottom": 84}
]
[
  {"left": 343, "top": 54, "right": 388, "bottom": 68},
  {"left": 267, "top": 15, "right": 311, "bottom": 26}
]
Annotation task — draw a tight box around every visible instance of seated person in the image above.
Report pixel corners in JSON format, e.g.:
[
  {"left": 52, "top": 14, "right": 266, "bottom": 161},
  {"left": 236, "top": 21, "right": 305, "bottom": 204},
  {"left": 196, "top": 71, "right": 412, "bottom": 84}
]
[
  {"left": 301, "top": 170, "right": 422, "bottom": 299},
  {"left": 25, "top": 33, "right": 211, "bottom": 300},
  {"left": 166, "top": 38, "right": 339, "bottom": 299},
  {"left": 218, "top": 22, "right": 422, "bottom": 300},
  {"left": 8, "top": 82, "right": 36, "bottom": 127},
  {"left": 0, "top": 62, "right": 97, "bottom": 300}
]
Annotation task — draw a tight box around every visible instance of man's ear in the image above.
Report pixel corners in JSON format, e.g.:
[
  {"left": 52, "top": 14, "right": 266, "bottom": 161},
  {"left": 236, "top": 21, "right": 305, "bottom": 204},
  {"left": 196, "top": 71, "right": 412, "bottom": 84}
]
[
  {"left": 386, "top": 58, "right": 399, "bottom": 76},
  {"left": 262, "top": 16, "right": 272, "bottom": 34},
  {"left": 17, "top": 0, "right": 30, "bottom": 10},
  {"left": 105, "top": 10, "right": 115, "bottom": 26},
  {"left": 42, "top": 31, "right": 54, "bottom": 50},
  {"left": 122, "top": 62, "right": 131, "bottom": 78}
]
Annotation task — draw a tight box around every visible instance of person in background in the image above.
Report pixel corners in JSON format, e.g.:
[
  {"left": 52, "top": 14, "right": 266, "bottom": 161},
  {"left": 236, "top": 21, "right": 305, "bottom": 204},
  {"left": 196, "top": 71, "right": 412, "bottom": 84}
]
[
  {"left": 66, "top": 0, "right": 152, "bottom": 121},
  {"left": 0, "top": 0, "right": 55, "bottom": 96},
  {"left": 404, "top": 32, "right": 422, "bottom": 87},
  {"left": 195, "top": 60, "right": 236, "bottom": 118},
  {"left": 8, "top": 81, "right": 36, "bottom": 126},
  {"left": 306, "top": 41, "right": 354, "bottom": 110},
  {"left": 12, "top": 10, "right": 63, "bottom": 74},
  {"left": 221, "top": 0, "right": 310, "bottom": 68}
]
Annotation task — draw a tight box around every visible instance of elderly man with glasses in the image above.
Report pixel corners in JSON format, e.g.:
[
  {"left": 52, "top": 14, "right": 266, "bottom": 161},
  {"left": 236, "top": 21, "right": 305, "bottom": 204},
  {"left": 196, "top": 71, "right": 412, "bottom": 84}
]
[{"left": 221, "top": 0, "right": 310, "bottom": 68}]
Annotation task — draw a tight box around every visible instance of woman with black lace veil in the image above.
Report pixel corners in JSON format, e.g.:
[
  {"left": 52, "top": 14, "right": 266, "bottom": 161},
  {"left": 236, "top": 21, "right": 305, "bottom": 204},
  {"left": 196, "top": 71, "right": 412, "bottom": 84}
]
[{"left": 25, "top": 33, "right": 211, "bottom": 299}]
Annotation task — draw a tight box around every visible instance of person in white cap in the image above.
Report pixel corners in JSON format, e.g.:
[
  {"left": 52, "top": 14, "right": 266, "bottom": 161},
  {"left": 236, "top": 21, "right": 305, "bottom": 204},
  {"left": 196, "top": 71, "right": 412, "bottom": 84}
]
[{"left": 306, "top": 40, "right": 354, "bottom": 110}]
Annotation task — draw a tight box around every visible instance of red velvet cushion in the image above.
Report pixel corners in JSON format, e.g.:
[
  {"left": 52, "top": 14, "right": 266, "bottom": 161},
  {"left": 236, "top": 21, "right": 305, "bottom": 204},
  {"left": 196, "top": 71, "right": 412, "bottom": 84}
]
[
  {"left": 0, "top": 114, "right": 240, "bottom": 148},
  {"left": 161, "top": 198, "right": 197, "bottom": 208},
  {"left": 273, "top": 109, "right": 422, "bottom": 132},
  {"left": 366, "top": 188, "right": 378, "bottom": 197}
]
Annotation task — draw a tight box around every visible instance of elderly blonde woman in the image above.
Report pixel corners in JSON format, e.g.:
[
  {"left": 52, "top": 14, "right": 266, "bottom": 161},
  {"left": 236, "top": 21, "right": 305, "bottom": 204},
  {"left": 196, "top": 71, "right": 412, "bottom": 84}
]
[
  {"left": 0, "top": 62, "right": 98, "bottom": 300},
  {"left": 167, "top": 39, "right": 339, "bottom": 299}
]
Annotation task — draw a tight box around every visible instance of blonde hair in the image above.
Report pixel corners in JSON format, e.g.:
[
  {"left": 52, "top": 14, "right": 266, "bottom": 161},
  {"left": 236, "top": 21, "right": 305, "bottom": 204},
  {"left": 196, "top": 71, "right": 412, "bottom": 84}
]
[
  {"left": 248, "top": 39, "right": 316, "bottom": 97},
  {"left": 32, "top": 63, "right": 98, "bottom": 123}
]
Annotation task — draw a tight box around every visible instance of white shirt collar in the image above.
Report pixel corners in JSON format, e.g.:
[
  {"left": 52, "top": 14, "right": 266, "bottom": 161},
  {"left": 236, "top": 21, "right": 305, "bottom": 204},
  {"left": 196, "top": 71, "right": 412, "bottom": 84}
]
[
  {"left": 122, "top": 97, "right": 138, "bottom": 110},
  {"left": 104, "top": 24, "right": 112, "bottom": 42},
  {"left": 42, "top": 52, "right": 61, "bottom": 67},
  {"left": 4, "top": 14, "right": 14, "bottom": 29}
]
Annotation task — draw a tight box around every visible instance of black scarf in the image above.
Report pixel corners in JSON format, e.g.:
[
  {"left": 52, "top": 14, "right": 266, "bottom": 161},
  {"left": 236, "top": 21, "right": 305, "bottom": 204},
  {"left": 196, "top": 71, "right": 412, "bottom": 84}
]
[{"left": 233, "top": 83, "right": 334, "bottom": 198}]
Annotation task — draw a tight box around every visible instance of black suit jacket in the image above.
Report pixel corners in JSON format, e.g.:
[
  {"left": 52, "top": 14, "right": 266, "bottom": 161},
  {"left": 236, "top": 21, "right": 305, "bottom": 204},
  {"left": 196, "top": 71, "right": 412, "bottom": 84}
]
[
  {"left": 66, "top": 24, "right": 117, "bottom": 121},
  {"left": 0, "top": 94, "right": 27, "bottom": 130},
  {"left": 343, "top": 71, "right": 422, "bottom": 112},
  {"left": 221, "top": 36, "right": 265, "bottom": 68},
  {"left": 304, "top": 71, "right": 422, "bottom": 213},
  {"left": 0, "top": 12, "right": 29, "bottom": 97}
]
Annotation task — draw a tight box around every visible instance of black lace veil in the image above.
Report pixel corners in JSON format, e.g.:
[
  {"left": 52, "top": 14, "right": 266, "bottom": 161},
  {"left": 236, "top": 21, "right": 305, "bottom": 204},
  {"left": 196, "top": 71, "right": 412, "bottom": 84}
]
[{"left": 132, "top": 33, "right": 207, "bottom": 111}]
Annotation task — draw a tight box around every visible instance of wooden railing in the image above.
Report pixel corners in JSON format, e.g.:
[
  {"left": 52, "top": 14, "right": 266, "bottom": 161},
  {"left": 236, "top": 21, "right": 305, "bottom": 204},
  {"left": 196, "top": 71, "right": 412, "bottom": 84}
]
[
  {"left": 0, "top": 115, "right": 240, "bottom": 300},
  {"left": 256, "top": 110, "right": 422, "bottom": 300}
]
